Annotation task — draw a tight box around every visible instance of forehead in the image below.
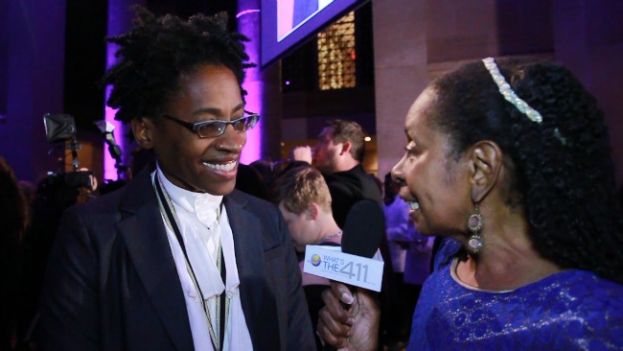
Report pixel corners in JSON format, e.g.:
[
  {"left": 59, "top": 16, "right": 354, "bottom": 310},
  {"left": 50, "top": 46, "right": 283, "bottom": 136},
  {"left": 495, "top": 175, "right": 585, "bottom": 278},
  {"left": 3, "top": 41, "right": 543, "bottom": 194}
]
[
  {"left": 168, "top": 65, "right": 243, "bottom": 113},
  {"left": 405, "top": 88, "right": 437, "bottom": 138},
  {"left": 181, "top": 64, "right": 237, "bottom": 88}
]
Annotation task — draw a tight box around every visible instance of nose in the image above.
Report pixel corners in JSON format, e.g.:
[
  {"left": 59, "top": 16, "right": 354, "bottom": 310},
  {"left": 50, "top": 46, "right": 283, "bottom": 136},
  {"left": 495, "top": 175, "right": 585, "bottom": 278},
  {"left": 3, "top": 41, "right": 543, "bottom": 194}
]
[
  {"left": 216, "top": 123, "right": 246, "bottom": 153},
  {"left": 391, "top": 155, "right": 406, "bottom": 184}
]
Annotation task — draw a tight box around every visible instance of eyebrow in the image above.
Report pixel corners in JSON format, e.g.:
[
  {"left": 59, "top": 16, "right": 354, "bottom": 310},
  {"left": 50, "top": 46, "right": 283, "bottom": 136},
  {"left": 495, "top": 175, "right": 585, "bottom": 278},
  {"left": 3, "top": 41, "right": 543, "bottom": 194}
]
[{"left": 191, "top": 102, "right": 245, "bottom": 117}]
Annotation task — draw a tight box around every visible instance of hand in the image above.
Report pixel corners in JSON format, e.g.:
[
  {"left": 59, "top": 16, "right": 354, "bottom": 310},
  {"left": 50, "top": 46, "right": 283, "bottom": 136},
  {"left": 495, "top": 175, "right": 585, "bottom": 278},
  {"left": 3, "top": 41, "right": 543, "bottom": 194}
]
[
  {"left": 317, "top": 282, "right": 380, "bottom": 351},
  {"left": 292, "top": 146, "right": 313, "bottom": 164}
]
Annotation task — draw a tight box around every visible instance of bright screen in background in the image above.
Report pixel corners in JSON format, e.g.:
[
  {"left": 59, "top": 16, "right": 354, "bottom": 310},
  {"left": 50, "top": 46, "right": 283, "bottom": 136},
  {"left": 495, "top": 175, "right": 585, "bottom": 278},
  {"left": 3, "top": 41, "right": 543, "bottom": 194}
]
[{"left": 261, "top": 0, "right": 364, "bottom": 67}]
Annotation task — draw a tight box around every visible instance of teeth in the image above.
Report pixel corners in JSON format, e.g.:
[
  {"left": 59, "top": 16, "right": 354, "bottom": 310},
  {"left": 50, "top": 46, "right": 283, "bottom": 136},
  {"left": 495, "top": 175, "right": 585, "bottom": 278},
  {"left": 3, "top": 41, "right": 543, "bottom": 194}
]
[
  {"left": 409, "top": 201, "right": 420, "bottom": 210},
  {"left": 203, "top": 160, "right": 237, "bottom": 172}
]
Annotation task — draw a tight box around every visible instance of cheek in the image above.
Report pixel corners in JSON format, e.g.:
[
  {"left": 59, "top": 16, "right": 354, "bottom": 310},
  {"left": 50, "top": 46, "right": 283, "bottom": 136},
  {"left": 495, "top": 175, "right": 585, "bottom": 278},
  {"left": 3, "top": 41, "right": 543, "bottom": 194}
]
[
  {"left": 238, "top": 131, "right": 248, "bottom": 145},
  {"left": 292, "top": 231, "right": 305, "bottom": 243},
  {"left": 402, "top": 159, "right": 420, "bottom": 185},
  {"left": 182, "top": 142, "right": 209, "bottom": 165},
  {"left": 287, "top": 221, "right": 300, "bottom": 235},
  {"left": 294, "top": 227, "right": 309, "bottom": 243}
]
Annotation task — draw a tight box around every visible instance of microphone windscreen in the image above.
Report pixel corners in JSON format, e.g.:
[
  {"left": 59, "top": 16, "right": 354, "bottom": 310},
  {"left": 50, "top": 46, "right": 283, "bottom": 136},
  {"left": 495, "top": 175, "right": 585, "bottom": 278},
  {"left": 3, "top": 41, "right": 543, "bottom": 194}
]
[{"left": 340, "top": 199, "right": 385, "bottom": 258}]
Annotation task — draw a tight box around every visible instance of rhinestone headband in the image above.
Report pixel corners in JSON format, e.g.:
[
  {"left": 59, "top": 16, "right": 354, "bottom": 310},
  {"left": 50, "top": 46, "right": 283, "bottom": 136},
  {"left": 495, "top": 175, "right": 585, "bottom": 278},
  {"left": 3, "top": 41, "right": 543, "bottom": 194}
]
[{"left": 482, "top": 57, "right": 543, "bottom": 124}]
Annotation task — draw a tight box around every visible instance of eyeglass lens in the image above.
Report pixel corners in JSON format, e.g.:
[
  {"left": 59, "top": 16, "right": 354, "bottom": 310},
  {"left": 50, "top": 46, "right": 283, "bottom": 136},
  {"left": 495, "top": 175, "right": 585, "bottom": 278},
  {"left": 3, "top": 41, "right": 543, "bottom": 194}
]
[{"left": 197, "top": 115, "right": 258, "bottom": 138}]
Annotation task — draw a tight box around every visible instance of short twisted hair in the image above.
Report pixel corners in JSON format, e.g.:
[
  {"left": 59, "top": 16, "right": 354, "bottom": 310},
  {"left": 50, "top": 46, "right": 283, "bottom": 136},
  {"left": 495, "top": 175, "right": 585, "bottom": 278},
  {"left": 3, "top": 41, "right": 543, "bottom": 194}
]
[
  {"left": 431, "top": 58, "right": 623, "bottom": 283},
  {"left": 103, "top": 6, "right": 253, "bottom": 122}
]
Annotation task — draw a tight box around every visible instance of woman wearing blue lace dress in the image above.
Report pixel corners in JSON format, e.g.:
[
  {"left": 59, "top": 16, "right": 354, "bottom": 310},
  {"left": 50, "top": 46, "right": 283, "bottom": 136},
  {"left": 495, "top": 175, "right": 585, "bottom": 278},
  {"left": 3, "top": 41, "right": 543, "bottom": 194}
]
[{"left": 316, "top": 58, "right": 623, "bottom": 350}]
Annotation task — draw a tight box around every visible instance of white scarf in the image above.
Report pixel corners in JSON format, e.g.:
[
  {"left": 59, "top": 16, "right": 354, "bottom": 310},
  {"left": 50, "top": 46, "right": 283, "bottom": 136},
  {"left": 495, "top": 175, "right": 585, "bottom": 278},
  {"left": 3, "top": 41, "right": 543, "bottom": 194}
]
[{"left": 154, "top": 167, "right": 253, "bottom": 350}]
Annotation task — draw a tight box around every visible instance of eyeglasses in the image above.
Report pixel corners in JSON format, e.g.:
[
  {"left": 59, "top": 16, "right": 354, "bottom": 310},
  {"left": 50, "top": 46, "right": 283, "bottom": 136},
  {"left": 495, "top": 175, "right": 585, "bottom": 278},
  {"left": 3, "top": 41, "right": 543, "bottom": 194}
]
[{"left": 160, "top": 111, "right": 260, "bottom": 138}]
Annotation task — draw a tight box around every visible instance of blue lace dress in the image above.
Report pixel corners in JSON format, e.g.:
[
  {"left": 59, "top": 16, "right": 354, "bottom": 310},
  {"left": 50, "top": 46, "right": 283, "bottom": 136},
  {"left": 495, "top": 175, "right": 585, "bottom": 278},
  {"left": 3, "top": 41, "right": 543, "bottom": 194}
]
[{"left": 407, "top": 240, "right": 623, "bottom": 350}]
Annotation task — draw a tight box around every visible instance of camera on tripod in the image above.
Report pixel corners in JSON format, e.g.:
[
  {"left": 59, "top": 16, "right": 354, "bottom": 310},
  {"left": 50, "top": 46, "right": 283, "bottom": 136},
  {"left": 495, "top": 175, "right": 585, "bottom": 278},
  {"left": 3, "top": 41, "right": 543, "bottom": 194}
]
[{"left": 43, "top": 113, "right": 94, "bottom": 190}]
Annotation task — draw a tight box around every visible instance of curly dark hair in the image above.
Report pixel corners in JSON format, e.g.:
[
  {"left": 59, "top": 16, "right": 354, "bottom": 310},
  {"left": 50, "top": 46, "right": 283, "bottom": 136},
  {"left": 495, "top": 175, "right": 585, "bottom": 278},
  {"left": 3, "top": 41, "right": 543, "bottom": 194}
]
[
  {"left": 103, "top": 6, "right": 253, "bottom": 123},
  {"left": 430, "top": 58, "right": 623, "bottom": 283}
]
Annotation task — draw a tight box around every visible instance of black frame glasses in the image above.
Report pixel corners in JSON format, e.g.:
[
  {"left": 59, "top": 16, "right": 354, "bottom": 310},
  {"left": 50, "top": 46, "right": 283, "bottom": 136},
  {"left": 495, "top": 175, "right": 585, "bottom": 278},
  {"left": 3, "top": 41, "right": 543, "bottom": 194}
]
[{"left": 160, "top": 111, "right": 260, "bottom": 138}]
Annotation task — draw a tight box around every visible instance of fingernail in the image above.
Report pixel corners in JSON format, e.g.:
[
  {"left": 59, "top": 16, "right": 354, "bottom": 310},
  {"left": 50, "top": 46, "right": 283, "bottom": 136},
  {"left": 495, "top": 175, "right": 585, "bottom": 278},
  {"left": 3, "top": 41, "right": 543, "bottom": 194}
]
[{"left": 341, "top": 292, "right": 354, "bottom": 304}]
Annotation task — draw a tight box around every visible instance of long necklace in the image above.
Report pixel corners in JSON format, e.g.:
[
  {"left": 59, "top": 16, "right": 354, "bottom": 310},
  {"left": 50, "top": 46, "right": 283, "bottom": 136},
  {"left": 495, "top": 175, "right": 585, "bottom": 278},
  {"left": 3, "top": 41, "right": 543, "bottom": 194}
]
[{"left": 153, "top": 174, "right": 229, "bottom": 350}]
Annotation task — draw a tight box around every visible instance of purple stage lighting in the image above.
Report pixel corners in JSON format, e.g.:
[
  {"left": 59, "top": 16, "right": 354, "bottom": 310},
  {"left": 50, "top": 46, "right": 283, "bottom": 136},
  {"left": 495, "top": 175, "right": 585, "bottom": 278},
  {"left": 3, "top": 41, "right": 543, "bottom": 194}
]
[
  {"left": 104, "top": 0, "right": 128, "bottom": 181},
  {"left": 238, "top": 6, "right": 263, "bottom": 164}
]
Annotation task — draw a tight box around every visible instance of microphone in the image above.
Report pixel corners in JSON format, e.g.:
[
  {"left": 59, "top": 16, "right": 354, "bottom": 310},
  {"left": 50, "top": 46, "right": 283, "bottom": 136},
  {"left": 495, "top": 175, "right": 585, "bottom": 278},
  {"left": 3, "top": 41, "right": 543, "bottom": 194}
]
[
  {"left": 304, "top": 199, "right": 386, "bottom": 290},
  {"left": 339, "top": 199, "right": 385, "bottom": 298},
  {"left": 341, "top": 199, "right": 385, "bottom": 259},
  {"left": 321, "top": 199, "right": 385, "bottom": 351}
]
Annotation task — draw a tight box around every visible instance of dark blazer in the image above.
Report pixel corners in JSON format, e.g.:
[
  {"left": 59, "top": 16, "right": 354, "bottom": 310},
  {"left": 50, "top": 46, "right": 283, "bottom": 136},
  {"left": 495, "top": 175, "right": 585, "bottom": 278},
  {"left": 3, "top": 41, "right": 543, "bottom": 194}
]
[{"left": 37, "top": 171, "right": 315, "bottom": 351}]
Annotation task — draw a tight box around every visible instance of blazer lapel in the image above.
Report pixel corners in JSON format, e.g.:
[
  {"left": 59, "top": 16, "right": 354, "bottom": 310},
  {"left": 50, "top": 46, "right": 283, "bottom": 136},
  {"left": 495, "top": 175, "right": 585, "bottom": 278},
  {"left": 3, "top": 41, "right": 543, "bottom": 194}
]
[
  {"left": 225, "top": 192, "right": 281, "bottom": 351},
  {"left": 116, "top": 172, "right": 193, "bottom": 351}
]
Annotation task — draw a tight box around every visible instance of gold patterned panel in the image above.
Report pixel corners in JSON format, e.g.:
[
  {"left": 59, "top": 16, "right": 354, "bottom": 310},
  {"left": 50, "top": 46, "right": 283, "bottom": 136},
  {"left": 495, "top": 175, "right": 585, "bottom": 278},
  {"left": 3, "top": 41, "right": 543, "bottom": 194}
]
[{"left": 317, "top": 11, "right": 356, "bottom": 90}]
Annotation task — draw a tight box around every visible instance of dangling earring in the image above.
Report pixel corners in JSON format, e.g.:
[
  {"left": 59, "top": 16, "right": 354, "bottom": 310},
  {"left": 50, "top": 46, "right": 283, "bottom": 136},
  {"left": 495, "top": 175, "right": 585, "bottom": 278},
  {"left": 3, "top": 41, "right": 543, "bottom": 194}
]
[{"left": 467, "top": 205, "right": 484, "bottom": 254}]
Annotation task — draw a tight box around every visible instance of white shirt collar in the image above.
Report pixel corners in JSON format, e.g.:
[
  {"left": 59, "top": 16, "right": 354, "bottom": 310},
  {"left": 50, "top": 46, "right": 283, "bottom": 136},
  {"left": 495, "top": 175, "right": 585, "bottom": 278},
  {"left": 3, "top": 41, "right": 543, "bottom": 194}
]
[{"left": 156, "top": 165, "right": 223, "bottom": 226}]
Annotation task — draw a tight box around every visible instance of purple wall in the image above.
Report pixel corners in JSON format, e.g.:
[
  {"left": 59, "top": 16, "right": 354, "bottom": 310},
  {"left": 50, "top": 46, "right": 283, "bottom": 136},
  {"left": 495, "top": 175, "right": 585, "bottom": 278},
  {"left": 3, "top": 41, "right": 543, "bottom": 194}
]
[
  {"left": 553, "top": 0, "right": 623, "bottom": 186},
  {"left": 0, "top": 0, "right": 7, "bottom": 123},
  {"left": 0, "top": 0, "right": 67, "bottom": 182}
]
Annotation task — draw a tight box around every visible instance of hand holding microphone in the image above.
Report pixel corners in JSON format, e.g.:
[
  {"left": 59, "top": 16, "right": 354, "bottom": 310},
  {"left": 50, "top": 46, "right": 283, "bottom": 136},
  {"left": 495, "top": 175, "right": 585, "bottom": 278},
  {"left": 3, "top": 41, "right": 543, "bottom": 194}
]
[
  {"left": 317, "top": 282, "right": 380, "bottom": 351},
  {"left": 313, "top": 200, "right": 385, "bottom": 351}
]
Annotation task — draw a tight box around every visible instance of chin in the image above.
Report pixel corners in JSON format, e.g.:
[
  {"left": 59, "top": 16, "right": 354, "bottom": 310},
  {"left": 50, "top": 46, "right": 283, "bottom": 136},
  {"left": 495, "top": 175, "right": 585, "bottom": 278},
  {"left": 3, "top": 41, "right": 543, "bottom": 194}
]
[{"left": 202, "top": 181, "right": 236, "bottom": 196}]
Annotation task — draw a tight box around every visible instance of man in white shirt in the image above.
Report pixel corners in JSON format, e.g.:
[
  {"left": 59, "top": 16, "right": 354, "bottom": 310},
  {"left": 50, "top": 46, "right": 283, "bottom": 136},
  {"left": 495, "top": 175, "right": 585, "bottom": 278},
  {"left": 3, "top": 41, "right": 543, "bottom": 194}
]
[{"left": 38, "top": 8, "right": 315, "bottom": 351}]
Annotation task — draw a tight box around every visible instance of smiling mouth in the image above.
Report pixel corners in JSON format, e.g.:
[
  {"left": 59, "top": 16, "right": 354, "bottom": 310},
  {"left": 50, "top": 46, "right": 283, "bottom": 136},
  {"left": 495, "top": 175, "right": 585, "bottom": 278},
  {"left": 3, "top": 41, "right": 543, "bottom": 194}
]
[
  {"left": 399, "top": 188, "right": 421, "bottom": 212},
  {"left": 202, "top": 160, "right": 238, "bottom": 172},
  {"left": 408, "top": 200, "right": 420, "bottom": 211}
]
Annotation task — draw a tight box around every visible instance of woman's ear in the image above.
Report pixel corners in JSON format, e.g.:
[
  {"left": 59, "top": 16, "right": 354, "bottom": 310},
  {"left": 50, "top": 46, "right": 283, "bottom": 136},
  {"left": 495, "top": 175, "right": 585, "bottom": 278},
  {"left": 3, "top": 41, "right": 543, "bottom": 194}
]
[
  {"left": 131, "top": 117, "right": 155, "bottom": 150},
  {"left": 468, "top": 140, "right": 503, "bottom": 203}
]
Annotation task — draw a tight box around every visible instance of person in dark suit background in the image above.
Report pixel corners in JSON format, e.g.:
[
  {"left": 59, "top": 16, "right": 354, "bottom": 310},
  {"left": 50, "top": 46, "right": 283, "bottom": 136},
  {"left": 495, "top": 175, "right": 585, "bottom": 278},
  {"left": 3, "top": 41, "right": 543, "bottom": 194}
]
[
  {"left": 293, "top": 119, "right": 382, "bottom": 227},
  {"left": 37, "top": 7, "right": 315, "bottom": 351}
]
